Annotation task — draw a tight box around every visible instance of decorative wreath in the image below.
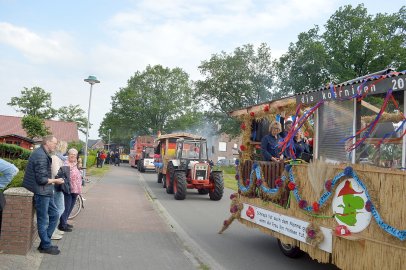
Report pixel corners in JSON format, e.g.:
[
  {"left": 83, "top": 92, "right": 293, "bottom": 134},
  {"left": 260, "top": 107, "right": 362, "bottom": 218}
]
[{"left": 305, "top": 222, "right": 324, "bottom": 247}]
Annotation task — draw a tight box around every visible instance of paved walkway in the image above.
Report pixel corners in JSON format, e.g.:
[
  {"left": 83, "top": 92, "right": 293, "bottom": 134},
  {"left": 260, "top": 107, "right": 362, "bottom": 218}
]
[{"left": 0, "top": 164, "right": 199, "bottom": 270}]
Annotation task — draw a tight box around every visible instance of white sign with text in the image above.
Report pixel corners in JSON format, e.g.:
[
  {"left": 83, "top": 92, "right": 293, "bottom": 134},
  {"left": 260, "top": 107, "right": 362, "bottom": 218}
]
[{"left": 241, "top": 203, "right": 332, "bottom": 253}]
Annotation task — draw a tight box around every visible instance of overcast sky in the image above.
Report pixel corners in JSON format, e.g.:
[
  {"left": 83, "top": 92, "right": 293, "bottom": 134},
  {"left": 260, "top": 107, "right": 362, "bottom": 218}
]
[{"left": 0, "top": 0, "right": 404, "bottom": 140}]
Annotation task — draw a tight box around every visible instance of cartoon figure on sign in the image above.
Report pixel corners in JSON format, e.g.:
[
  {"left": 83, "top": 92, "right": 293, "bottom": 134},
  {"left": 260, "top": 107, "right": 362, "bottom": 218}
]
[
  {"left": 332, "top": 178, "right": 372, "bottom": 233},
  {"left": 246, "top": 206, "right": 255, "bottom": 219}
]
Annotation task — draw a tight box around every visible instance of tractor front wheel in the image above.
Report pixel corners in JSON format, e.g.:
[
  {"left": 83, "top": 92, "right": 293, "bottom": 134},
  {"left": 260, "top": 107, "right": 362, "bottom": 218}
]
[
  {"left": 174, "top": 171, "right": 187, "bottom": 200},
  {"left": 209, "top": 172, "right": 224, "bottom": 201}
]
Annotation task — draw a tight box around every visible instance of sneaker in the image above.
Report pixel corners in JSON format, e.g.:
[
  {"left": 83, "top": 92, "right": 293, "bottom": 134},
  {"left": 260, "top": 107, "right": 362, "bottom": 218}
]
[
  {"left": 66, "top": 224, "right": 74, "bottom": 229},
  {"left": 56, "top": 229, "right": 64, "bottom": 235},
  {"left": 51, "top": 233, "right": 63, "bottom": 240},
  {"left": 58, "top": 226, "right": 72, "bottom": 232},
  {"left": 38, "top": 246, "right": 60, "bottom": 255},
  {"left": 38, "top": 245, "right": 58, "bottom": 251}
]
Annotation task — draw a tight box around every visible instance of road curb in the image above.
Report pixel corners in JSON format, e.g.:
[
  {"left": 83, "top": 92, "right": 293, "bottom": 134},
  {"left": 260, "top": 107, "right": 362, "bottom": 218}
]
[{"left": 138, "top": 172, "right": 226, "bottom": 270}]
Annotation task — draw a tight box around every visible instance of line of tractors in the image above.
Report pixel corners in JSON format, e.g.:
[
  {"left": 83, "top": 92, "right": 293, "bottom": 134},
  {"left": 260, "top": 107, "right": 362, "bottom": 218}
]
[{"left": 129, "top": 132, "right": 224, "bottom": 201}]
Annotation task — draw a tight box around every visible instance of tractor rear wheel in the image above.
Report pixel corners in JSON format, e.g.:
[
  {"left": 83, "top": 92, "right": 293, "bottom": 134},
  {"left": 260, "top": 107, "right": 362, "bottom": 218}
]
[
  {"left": 165, "top": 162, "right": 175, "bottom": 194},
  {"left": 209, "top": 172, "right": 224, "bottom": 201},
  {"left": 157, "top": 173, "right": 163, "bottom": 183},
  {"left": 198, "top": 189, "right": 209, "bottom": 195},
  {"left": 174, "top": 171, "right": 187, "bottom": 200}
]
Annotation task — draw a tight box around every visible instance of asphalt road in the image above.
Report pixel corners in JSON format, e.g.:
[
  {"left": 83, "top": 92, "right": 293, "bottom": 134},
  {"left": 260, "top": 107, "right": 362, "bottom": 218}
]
[{"left": 136, "top": 168, "right": 339, "bottom": 270}]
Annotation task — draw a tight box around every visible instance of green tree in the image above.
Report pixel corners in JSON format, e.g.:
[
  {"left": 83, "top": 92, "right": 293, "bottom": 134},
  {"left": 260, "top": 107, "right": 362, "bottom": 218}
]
[
  {"left": 274, "top": 5, "right": 406, "bottom": 95},
  {"left": 274, "top": 26, "right": 330, "bottom": 96},
  {"left": 99, "top": 65, "right": 199, "bottom": 143},
  {"left": 196, "top": 43, "right": 275, "bottom": 136},
  {"left": 323, "top": 4, "right": 406, "bottom": 82},
  {"left": 8, "top": 87, "right": 57, "bottom": 119},
  {"left": 21, "top": 115, "right": 50, "bottom": 139},
  {"left": 58, "top": 104, "right": 90, "bottom": 135}
]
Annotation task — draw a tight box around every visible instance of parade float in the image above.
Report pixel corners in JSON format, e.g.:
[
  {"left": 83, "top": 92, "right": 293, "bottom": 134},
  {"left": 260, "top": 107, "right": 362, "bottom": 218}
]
[{"left": 219, "top": 69, "right": 406, "bottom": 270}]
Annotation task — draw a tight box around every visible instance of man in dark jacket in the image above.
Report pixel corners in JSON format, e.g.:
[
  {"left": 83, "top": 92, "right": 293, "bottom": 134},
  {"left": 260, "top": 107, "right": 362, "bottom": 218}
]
[{"left": 23, "top": 135, "right": 64, "bottom": 255}]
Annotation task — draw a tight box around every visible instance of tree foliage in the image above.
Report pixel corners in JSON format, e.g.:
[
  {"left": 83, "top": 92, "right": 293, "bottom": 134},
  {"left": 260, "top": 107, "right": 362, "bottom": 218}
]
[
  {"left": 21, "top": 115, "right": 50, "bottom": 139},
  {"left": 274, "top": 4, "right": 406, "bottom": 95},
  {"left": 196, "top": 43, "right": 275, "bottom": 136},
  {"left": 99, "top": 65, "right": 201, "bottom": 144},
  {"left": 8, "top": 87, "right": 57, "bottom": 119},
  {"left": 274, "top": 26, "right": 330, "bottom": 95},
  {"left": 58, "top": 104, "right": 89, "bottom": 135}
]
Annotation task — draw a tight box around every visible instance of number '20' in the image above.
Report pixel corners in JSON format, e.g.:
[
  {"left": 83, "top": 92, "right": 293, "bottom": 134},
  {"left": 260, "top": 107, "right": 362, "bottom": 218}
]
[{"left": 392, "top": 78, "right": 405, "bottom": 90}]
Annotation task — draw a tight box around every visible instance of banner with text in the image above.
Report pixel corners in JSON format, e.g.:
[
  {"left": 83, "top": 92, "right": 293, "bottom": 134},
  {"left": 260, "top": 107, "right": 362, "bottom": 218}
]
[{"left": 241, "top": 203, "right": 332, "bottom": 253}]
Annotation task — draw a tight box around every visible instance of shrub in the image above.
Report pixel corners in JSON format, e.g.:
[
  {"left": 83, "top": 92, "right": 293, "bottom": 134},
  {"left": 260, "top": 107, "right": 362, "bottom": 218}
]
[
  {"left": 0, "top": 143, "right": 32, "bottom": 160},
  {"left": 3, "top": 170, "right": 24, "bottom": 190}
]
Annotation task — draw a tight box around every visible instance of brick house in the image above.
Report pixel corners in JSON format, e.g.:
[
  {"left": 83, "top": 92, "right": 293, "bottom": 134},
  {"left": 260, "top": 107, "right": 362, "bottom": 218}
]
[
  {"left": 0, "top": 115, "right": 80, "bottom": 149},
  {"left": 208, "top": 133, "right": 241, "bottom": 165}
]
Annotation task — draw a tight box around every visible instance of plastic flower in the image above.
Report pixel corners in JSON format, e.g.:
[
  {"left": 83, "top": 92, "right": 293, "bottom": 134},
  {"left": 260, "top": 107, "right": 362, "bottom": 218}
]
[
  {"left": 275, "top": 178, "right": 283, "bottom": 188},
  {"left": 230, "top": 205, "right": 239, "bottom": 213},
  {"left": 223, "top": 220, "right": 229, "bottom": 226},
  {"left": 312, "top": 202, "right": 320, "bottom": 212},
  {"left": 307, "top": 229, "right": 316, "bottom": 239},
  {"left": 240, "top": 145, "right": 246, "bottom": 151},
  {"left": 344, "top": 166, "right": 353, "bottom": 176},
  {"left": 365, "top": 200, "right": 372, "bottom": 212},
  {"left": 264, "top": 105, "right": 270, "bottom": 112},
  {"left": 246, "top": 179, "right": 250, "bottom": 186},
  {"left": 241, "top": 123, "right": 246, "bottom": 130},
  {"left": 235, "top": 174, "right": 240, "bottom": 180},
  {"left": 230, "top": 193, "right": 237, "bottom": 200},
  {"left": 325, "top": 179, "right": 332, "bottom": 192},
  {"left": 288, "top": 182, "right": 296, "bottom": 190},
  {"left": 256, "top": 179, "right": 263, "bottom": 187},
  {"left": 250, "top": 112, "right": 255, "bottom": 117},
  {"left": 299, "top": 200, "right": 308, "bottom": 209}
]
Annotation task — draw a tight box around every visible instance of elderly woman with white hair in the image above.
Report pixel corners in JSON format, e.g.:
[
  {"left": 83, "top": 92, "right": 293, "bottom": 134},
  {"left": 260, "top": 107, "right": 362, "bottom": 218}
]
[{"left": 58, "top": 148, "right": 83, "bottom": 232}]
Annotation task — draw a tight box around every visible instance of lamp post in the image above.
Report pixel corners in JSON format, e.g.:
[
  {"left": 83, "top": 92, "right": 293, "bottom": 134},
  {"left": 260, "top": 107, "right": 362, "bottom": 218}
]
[
  {"left": 108, "top": 128, "right": 111, "bottom": 152},
  {"left": 83, "top": 75, "right": 100, "bottom": 179}
]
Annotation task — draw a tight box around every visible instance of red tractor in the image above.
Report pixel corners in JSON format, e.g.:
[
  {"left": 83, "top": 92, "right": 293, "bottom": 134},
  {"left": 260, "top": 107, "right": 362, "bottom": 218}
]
[{"left": 164, "top": 137, "right": 224, "bottom": 201}]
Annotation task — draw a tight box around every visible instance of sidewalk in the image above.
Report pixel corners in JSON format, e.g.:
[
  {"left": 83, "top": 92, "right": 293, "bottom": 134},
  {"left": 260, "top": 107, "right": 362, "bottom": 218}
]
[{"left": 0, "top": 164, "right": 199, "bottom": 270}]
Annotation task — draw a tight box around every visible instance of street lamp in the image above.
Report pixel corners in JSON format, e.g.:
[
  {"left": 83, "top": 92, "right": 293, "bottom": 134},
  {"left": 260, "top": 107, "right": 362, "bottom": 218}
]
[
  {"left": 83, "top": 75, "right": 100, "bottom": 179},
  {"left": 108, "top": 128, "right": 111, "bottom": 152}
]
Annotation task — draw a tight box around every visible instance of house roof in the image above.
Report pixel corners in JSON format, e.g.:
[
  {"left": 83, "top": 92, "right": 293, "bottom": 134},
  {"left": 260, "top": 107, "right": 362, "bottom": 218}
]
[
  {"left": 87, "top": 139, "right": 104, "bottom": 148},
  {"left": 0, "top": 134, "right": 34, "bottom": 143},
  {"left": 0, "top": 115, "right": 79, "bottom": 142}
]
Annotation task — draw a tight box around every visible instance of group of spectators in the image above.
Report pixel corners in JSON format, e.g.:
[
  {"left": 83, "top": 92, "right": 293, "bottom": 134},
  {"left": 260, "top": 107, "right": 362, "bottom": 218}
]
[
  {"left": 21, "top": 135, "right": 83, "bottom": 255},
  {"left": 261, "top": 115, "right": 312, "bottom": 162},
  {"left": 96, "top": 150, "right": 120, "bottom": 167}
]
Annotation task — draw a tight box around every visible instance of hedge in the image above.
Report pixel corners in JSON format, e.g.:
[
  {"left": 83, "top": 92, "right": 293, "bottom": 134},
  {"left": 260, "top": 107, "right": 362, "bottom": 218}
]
[{"left": 0, "top": 143, "right": 32, "bottom": 160}]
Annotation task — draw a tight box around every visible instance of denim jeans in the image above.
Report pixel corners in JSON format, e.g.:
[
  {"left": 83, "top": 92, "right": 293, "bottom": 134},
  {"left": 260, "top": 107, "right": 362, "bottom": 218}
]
[
  {"left": 34, "top": 194, "right": 59, "bottom": 249},
  {"left": 53, "top": 188, "right": 65, "bottom": 218},
  {"left": 60, "top": 193, "right": 78, "bottom": 229}
]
